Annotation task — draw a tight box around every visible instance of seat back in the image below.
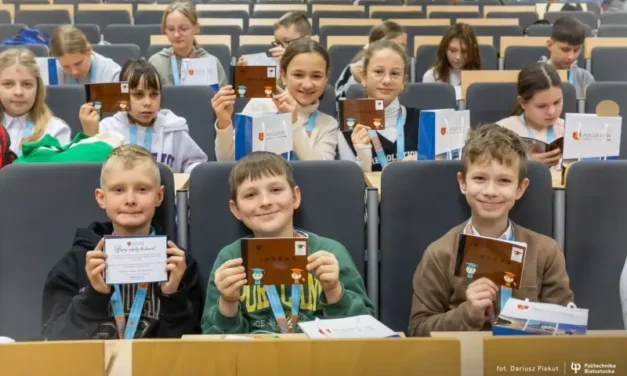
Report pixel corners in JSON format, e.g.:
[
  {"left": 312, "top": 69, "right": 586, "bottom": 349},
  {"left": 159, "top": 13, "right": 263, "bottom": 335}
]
[
  {"left": 466, "top": 82, "right": 576, "bottom": 128},
  {"left": 15, "top": 10, "right": 72, "bottom": 27},
  {"left": 75, "top": 10, "right": 132, "bottom": 33},
  {"left": 46, "top": 85, "right": 86, "bottom": 137},
  {"left": 161, "top": 86, "right": 216, "bottom": 161},
  {"left": 92, "top": 44, "right": 141, "bottom": 67},
  {"left": 565, "top": 161, "right": 627, "bottom": 329},
  {"left": 591, "top": 47, "right": 627, "bottom": 82},
  {"left": 104, "top": 24, "right": 160, "bottom": 56},
  {"left": 0, "top": 43, "right": 48, "bottom": 57}
]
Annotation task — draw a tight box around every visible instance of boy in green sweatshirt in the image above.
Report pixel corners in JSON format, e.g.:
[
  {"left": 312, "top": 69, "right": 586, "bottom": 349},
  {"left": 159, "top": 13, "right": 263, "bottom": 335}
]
[{"left": 201, "top": 152, "right": 375, "bottom": 334}]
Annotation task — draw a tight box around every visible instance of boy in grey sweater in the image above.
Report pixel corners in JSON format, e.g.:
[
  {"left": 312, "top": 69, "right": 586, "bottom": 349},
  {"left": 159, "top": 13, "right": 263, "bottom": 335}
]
[{"left": 538, "top": 16, "right": 595, "bottom": 99}]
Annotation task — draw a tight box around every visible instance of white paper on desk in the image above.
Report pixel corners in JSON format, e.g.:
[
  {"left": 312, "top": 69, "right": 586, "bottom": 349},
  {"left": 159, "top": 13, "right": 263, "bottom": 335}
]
[
  {"left": 298, "top": 315, "right": 399, "bottom": 339},
  {"left": 242, "top": 53, "right": 279, "bottom": 67},
  {"left": 224, "top": 335, "right": 254, "bottom": 340},
  {"left": 104, "top": 236, "right": 167, "bottom": 284}
]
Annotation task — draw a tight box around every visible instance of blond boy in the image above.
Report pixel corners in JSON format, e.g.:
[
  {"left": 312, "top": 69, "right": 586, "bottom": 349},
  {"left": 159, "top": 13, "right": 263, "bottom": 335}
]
[{"left": 42, "top": 145, "right": 203, "bottom": 340}]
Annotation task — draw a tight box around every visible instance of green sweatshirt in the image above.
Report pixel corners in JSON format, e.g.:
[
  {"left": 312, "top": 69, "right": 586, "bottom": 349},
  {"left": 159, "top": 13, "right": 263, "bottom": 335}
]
[
  {"left": 201, "top": 231, "right": 375, "bottom": 334},
  {"left": 14, "top": 133, "right": 114, "bottom": 163}
]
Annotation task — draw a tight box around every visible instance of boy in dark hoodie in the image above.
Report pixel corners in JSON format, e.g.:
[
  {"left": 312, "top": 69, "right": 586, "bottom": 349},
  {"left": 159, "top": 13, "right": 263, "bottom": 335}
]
[{"left": 41, "top": 144, "right": 203, "bottom": 340}]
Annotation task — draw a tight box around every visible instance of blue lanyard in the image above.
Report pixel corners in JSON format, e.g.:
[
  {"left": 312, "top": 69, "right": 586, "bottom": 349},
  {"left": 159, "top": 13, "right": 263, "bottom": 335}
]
[
  {"left": 111, "top": 283, "right": 148, "bottom": 339},
  {"left": 71, "top": 57, "right": 96, "bottom": 84},
  {"left": 305, "top": 110, "right": 317, "bottom": 135},
  {"left": 16, "top": 120, "right": 35, "bottom": 157},
  {"left": 170, "top": 56, "right": 181, "bottom": 87},
  {"left": 109, "top": 228, "right": 155, "bottom": 339},
  {"left": 369, "top": 110, "right": 406, "bottom": 167},
  {"left": 519, "top": 113, "right": 554, "bottom": 143},
  {"left": 395, "top": 108, "right": 406, "bottom": 161},
  {"left": 568, "top": 68, "right": 576, "bottom": 86},
  {"left": 463, "top": 218, "right": 514, "bottom": 312},
  {"left": 265, "top": 285, "right": 301, "bottom": 333},
  {"left": 129, "top": 125, "right": 154, "bottom": 151}
]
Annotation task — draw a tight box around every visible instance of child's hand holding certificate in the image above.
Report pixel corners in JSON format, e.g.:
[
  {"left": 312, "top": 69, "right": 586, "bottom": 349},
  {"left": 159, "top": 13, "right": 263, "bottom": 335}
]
[{"left": 104, "top": 236, "right": 168, "bottom": 284}]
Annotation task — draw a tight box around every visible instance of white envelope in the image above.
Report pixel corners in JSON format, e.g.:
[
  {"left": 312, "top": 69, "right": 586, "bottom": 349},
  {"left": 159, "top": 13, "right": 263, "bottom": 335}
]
[{"left": 298, "top": 315, "right": 399, "bottom": 339}]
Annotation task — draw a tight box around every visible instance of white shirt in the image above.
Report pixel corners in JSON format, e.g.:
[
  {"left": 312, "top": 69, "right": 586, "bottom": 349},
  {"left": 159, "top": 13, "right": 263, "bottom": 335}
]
[{"left": 3, "top": 113, "right": 71, "bottom": 154}]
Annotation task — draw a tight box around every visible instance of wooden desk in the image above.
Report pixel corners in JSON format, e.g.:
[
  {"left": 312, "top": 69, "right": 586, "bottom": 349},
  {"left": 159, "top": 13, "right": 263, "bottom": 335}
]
[
  {"left": 551, "top": 169, "right": 564, "bottom": 189},
  {"left": 174, "top": 173, "right": 190, "bottom": 191},
  {"left": 426, "top": 5, "right": 479, "bottom": 17},
  {"left": 364, "top": 171, "right": 381, "bottom": 192},
  {"left": 432, "top": 330, "right": 627, "bottom": 376},
  {"left": 483, "top": 5, "right": 536, "bottom": 16},
  {"left": 0, "top": 340, "right": 106, "bottom": 375},
  {"left": 584, "top": 37, "right": 627, "bottom": 60},
  {"left": 130, "top": 336, "right": 459, "bottom": 376},
  {"left": 500, "top": 36, "right": 549, "bottom": 57}
]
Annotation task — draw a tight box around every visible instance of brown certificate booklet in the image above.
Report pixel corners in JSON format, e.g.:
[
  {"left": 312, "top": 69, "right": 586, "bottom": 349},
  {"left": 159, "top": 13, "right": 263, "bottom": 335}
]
[
  {"left": 454, "top": 234, "right": 527, "bottom": 289},
  {"left": 339, "top": 98, "right": 385, "bottom": 131},
  {"left": 241, "top": 237, "right": 309, "bottom": 286},
  {"left": 232, "top": 65, "right": 278, "bottom": 98},
  {"left": 85, "top": 82, "right": 130, "bottom": 113},
  {"left": 520, "top": 136, "right": 564, "bottom": 154}
]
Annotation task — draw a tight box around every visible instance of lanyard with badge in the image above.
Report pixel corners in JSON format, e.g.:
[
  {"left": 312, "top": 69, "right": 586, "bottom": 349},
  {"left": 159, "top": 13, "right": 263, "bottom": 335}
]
[
  {"left": 367, "top": 108, "right": 406, "bottom": 168},
  {"left": 519, "top": 113, "right": 555, "bottom": 143},
  {"left": 129, "top": 125, "right": 154, "bottom": 151},
  {"left": 71, "top": 58, "right": 97, "bottom": 84},
  {"left": 109, "top": 228, "right": 155, "bottom": 339},
  {"left": 462, "top": 219, "right": 514, "bottom": 312},
  {"left": 170, "top": 56, "right": 182, "bottom": 86},
  {"left": 264, "top": 232, "right": 303, "bottom": 333}
]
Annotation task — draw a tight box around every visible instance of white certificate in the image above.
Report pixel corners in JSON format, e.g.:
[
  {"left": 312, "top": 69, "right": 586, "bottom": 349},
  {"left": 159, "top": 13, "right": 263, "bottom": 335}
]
[{"left": 104, "top": 236, "right": 168, "bottom": 284}]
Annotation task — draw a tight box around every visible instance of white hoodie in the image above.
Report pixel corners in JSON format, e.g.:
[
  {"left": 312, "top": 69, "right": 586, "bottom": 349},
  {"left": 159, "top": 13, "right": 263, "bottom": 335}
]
[{"left": 99, "top": 109, "right": 207, "bottom": 173}]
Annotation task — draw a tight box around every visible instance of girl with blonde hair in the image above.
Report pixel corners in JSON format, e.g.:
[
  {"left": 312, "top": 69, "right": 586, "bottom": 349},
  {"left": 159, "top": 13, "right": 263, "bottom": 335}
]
[
  {"left": 0, "top": 48, "right": 70, "bottom": 155},
  {"left": 50, "top": 25, "right": 121, "bottom": 84},
  {"left": 149, "top": 1, "right": 227, "bottom": 87}
]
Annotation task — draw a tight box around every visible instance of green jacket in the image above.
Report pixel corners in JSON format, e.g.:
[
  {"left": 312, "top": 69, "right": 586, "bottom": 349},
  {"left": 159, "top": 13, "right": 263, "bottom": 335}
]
[
  {"left": 14, "top": 133, "right": 114, "bottom": 163},
  {"left": 201, "top": 231, "right": 375, "bottom": 334}
]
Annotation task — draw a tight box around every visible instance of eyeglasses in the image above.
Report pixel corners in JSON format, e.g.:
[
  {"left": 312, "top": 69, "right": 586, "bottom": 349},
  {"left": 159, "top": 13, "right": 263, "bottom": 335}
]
[
  {"left": 367, "top": 69, "right": 404, "bottom": 81},
  {"left": 271, "top": 37, "right": 302, "bottom": 49}
]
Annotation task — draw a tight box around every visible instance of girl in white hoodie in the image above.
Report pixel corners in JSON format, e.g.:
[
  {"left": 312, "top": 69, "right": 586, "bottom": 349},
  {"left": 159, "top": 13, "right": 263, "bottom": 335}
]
[
  {"left": 78, "top": 59, "right": 207, "bottom": 173},
  {"left": 0, "top": 48, "right": 70, "bottom": 156},
  {"left": 211, "top": 38, "right": 338, "bottom": 161}
]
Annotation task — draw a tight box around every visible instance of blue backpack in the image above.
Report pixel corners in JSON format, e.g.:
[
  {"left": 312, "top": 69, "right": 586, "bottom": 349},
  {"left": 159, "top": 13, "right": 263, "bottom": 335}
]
[{"left": 2, "top": 27, "right": 49, "bottom": 46}]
